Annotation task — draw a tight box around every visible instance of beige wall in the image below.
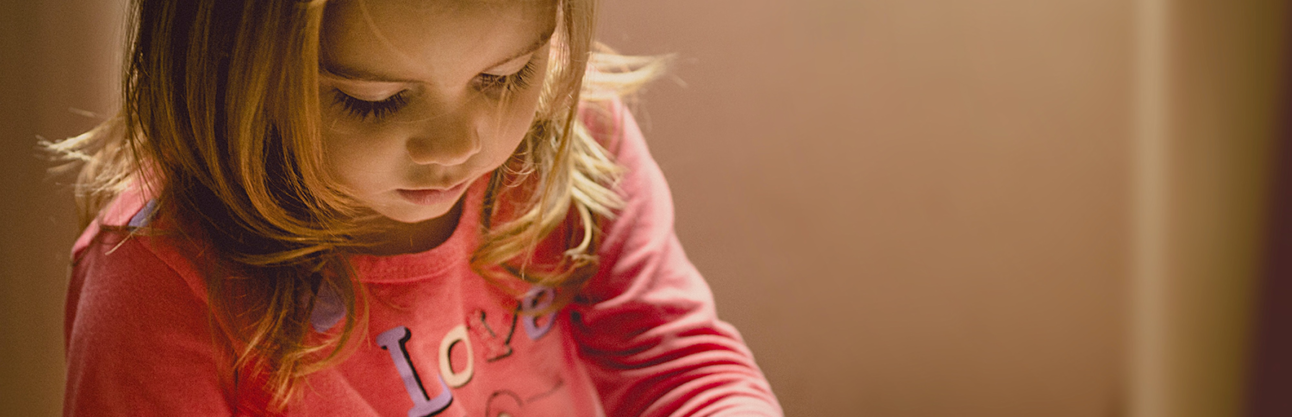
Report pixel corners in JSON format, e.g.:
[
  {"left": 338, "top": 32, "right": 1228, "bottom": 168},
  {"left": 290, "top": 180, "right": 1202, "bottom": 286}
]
[
  {"left": 600, "top": 1, "right": 1283, "bottom": 416},
  {"left": 1, "top": 0, "right": 126, "bottom": 415},
  {"left": 1, "top": 0, "right": 1283, "bottom": 416},
  {"left": 598, "top": 1, "right": 1131, "bottom": 416}
]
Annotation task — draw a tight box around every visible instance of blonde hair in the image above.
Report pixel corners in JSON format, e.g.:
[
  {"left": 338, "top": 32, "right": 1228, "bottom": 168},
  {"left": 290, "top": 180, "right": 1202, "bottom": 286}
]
[{"left": 46, "top": 0, "right": 666, "bottom": 410}]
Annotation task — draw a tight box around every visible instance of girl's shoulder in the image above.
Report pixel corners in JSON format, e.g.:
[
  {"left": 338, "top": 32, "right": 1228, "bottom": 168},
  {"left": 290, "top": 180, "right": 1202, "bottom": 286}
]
[
  {"left": 64, "top": 187, "right": 237, "bottom": 414},
  {"left": 570, "top": 98, "right": 682, "bottom": 300},
  {"left": 578, "top": 98, "right": 639, "bottom": 158},
  {"left": 575, "top": 96, "right": 664, "bottom": 221},
  {"left": 70, "top": 185, "right": 213, "bottom": 306},
  {"left": 576, "top": 98, "right": 660, "bottom": 200}
]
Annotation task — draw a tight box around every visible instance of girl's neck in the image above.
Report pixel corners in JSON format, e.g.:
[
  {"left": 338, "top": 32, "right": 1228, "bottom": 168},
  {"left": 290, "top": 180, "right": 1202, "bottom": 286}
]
[{"left": 355, "top": 199, "right": 465, "bottom": 256}]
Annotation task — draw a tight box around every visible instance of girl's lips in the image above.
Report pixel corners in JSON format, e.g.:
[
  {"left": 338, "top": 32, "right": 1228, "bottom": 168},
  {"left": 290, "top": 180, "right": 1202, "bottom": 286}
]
[{"left": 397, "top": 181, "right": 469, "bottom": 206}]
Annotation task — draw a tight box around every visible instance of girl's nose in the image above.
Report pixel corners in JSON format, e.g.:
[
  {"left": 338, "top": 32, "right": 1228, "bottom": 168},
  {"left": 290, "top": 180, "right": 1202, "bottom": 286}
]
[{"left": 405, "top": 109, "right": 482, "bottom": 166}]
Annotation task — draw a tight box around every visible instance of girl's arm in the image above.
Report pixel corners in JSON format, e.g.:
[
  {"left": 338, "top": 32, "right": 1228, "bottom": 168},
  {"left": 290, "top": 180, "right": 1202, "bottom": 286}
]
[{"left": 571, "top": 102, "right": 783, "bottom": 416}]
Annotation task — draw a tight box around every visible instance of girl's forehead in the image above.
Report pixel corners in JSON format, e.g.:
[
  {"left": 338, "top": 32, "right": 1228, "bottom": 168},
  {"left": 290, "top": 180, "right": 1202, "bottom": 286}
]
[{"left": 321, "top": 0, "right": 557, "bottom": 82}]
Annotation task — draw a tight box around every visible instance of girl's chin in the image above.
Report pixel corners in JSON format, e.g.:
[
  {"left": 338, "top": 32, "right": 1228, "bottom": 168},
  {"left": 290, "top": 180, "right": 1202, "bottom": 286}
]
[
  {"left": 354, "top": 199, "right": 466, "bottom": 255},
  {"left": 378, "top": 205, "right": 457, "bottom": 225},
  {"left": 377, "top": 192, "right": 468, "bottom": 225}
]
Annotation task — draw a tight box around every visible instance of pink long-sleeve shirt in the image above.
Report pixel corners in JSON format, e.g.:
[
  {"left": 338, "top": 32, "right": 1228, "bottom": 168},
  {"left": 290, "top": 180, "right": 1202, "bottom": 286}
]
[{"left": 63, "top": 102, "right": 782, "bottom": 416}]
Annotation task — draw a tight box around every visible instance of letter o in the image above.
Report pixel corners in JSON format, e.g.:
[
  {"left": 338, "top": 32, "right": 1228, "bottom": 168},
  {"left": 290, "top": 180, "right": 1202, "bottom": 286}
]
[{"left": 438, "top": 324, "right": 474, "bottom": 388}]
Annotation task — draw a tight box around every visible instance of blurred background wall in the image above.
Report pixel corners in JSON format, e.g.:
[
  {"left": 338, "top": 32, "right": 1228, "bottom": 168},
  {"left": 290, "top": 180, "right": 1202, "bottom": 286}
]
[
  {"left": 598, "top": 1, "right": 1132, "bottom": 415},
  {"left": 1, "top": 0, "right": 127, "bottom": 416},
  {"left": 1, "top": 0, "right": 1286, "bottom": 416}
]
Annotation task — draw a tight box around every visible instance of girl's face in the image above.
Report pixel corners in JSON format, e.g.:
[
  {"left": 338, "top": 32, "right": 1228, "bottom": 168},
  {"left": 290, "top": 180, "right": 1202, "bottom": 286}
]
[{"left": 318, "top": 0, "right": 555, "bottom": 225}]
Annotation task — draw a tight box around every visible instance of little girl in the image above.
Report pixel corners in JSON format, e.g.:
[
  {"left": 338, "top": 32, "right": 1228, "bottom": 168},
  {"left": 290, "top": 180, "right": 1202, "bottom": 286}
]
[{"left": 52, "top": 0, "right": 781, "bottom": 415}]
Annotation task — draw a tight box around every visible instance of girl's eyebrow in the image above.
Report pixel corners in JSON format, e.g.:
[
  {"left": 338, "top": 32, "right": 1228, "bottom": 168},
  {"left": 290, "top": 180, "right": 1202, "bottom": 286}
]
[
  {"left": 485, "top": 27, "right": 555, "bottom": 70},
  {"left": 319, "top": 65, "right": 418, "bottom": 83},
  {"left": 320, "top": 27, "right": 556, "bottom": 83}
]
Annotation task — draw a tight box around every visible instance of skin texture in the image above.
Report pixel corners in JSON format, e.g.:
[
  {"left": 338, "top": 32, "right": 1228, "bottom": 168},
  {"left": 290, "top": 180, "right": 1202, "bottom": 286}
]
[{"left": 318, "top": 0, "right": 556, "bottom": 254}]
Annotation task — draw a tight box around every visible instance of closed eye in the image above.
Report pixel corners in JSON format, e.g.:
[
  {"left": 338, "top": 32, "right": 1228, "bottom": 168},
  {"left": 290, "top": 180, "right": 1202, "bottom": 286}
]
[
  {"left": 331, "top": 90, "right": 409, "bottom": 121},
  {"left": 474, "top": 60, "right": 540, "bottom": 97}
]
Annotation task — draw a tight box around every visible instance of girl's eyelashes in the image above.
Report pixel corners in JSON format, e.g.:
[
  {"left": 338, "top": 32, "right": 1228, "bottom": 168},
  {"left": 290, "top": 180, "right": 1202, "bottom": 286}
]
[
  {"left": 474, "top": 60, "right": 540, "bottom": 96},
  {"left": 331, "top": 90, "right": 409, "bottom": 121},
  {"left": 328, "top": 57, "right": 540, "bottom": 121}
]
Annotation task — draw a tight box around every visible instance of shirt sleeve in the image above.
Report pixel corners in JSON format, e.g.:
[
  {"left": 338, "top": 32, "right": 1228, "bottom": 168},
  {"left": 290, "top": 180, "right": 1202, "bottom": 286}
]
[
  {"left": 64, "top": 225, "right": 238, "bottom": 416},
  {"left": 570, "top": 102, "right": 783, "bottom": 417}
]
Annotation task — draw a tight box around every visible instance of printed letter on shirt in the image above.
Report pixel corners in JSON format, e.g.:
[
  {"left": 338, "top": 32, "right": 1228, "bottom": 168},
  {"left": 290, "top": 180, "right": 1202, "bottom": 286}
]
[
  {"left": 438, "top": 324, "right": 474, "bottom": 388},
  {"left": 376, "top": 326, "right": 453, "bottom": 417},
  {"left": 521, "top": 287, "right": 556, "bottom": 340}
]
